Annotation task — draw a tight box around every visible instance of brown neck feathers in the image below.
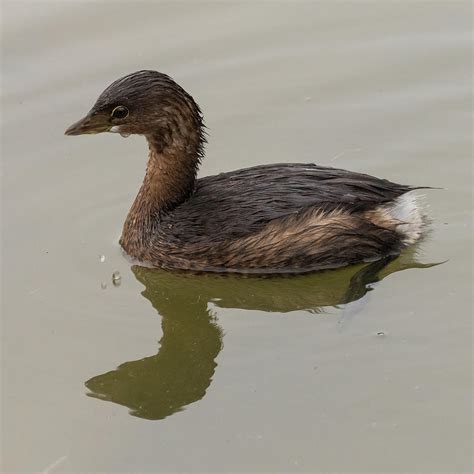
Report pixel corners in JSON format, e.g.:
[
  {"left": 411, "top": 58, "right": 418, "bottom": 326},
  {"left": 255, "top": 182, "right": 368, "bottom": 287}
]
[{"left": 120, "top": 124, "right": 203, "bottom": 258}]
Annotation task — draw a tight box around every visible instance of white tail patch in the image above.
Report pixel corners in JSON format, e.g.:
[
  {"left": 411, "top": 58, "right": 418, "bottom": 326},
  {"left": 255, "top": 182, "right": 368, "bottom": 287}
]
[{"left": 387, "top": 192, "right": 425, "bottom": 245}]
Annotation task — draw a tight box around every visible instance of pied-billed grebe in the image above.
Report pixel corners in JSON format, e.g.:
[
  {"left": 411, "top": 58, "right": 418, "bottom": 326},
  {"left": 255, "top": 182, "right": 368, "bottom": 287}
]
[{"left": 65, "top": 70, "right": 427, "bottom": 274}]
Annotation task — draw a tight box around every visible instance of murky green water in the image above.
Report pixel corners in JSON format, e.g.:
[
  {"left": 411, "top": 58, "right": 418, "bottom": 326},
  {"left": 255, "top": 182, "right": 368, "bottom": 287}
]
[{"left": 2, "top": 1, "right": 472, "bottom": 472}]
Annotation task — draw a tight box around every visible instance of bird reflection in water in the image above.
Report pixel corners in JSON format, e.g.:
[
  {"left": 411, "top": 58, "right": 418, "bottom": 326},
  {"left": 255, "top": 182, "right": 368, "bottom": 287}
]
[{"left": 85, "top": 250, "right": 438, "bottom": 420}]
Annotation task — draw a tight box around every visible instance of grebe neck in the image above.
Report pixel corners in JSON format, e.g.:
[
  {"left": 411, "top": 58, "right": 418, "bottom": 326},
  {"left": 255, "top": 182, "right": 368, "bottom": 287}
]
[{"left": 120, "top": 131, "right": 202, "bottom": 257}]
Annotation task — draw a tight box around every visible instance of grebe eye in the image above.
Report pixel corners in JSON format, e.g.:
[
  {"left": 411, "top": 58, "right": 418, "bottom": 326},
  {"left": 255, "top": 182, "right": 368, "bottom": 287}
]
[{"left": 111, "top": 106, "right": 129, "bottom": 119}]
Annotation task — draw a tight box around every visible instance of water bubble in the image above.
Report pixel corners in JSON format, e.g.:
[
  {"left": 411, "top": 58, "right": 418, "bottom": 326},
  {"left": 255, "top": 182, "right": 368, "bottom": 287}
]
[
  {"left": 112, "top": 271, "right": 122, "bottom": 286},
  {"left": 99, "top": 255, "right": 105, "bottom": 263}
]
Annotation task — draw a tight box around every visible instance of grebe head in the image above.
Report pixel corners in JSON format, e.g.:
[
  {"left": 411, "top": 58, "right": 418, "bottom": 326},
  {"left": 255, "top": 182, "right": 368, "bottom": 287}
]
[{"left": 65, "top": 70, "right": 204, "bottom": 152}]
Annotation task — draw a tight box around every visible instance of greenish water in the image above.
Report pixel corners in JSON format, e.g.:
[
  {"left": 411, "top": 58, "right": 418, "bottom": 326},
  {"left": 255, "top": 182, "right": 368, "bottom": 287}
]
[
  {"left": 85, "top": 256, "right": 436, "bottom": 422},
  {"left": 2, "top": 1, "right": 472, "bottom": 473}
]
